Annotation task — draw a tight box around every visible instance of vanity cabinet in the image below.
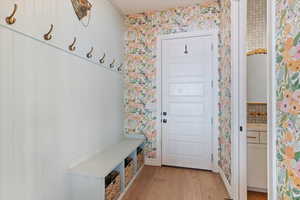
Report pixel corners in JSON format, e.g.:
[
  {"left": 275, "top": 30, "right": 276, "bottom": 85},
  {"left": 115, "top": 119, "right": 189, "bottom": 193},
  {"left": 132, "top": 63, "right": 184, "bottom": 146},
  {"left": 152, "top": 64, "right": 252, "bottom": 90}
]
[{"left": 247, "top": 126, "right": 267, "bottom": 192}]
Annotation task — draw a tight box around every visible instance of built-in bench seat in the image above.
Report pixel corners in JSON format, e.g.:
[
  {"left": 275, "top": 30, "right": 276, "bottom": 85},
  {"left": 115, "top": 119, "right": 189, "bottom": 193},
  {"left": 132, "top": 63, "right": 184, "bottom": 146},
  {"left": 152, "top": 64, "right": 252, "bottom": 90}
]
[{"left": 69, "top": 138, "right": 145, "bottom": 200}]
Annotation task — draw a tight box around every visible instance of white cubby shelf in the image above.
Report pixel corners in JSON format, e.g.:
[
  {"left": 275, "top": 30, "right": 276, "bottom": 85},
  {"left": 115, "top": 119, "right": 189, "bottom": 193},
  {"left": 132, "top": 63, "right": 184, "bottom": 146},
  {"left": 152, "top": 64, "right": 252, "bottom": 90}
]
[{"left": 69, "top": 138, "right": 145, "bottom": 200}]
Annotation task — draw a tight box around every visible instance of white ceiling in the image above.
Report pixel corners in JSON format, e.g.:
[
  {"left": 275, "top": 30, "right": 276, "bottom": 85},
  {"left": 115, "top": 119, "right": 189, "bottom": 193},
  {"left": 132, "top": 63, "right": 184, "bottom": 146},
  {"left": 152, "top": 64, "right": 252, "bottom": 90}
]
[{"left": 109, "top": 0, "right": 206, "bottom": 14}]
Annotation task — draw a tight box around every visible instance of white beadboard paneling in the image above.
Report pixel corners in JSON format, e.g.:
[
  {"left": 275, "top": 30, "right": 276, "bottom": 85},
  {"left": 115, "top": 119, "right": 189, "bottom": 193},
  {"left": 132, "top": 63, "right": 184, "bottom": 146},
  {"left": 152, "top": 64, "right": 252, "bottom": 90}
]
[
  {"left": 0, "top": 10, "right": 124, "bottom": 200},
  {"left": 0, "top": 0, "right": 124, "bottom": 67}
]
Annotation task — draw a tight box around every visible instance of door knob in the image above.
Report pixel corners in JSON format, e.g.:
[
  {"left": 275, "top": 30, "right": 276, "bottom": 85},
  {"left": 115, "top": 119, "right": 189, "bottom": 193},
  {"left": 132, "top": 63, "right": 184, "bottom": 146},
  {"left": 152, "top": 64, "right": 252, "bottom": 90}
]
[{"left": 162, "top": 119, "right": 167, "bottom": 123}]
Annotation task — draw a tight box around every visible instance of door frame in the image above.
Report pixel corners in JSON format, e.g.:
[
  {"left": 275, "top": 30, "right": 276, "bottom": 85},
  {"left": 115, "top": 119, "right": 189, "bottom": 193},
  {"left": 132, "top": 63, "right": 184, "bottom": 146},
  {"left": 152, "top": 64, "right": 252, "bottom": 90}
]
[
  {"left": 233, "top": 0, "right": 277, "bottom": 199},
  {"left": 152, "top": 31, "right": 220, "bottom": 172},
  {"left": 231, "top": 0, "right": 246, "bottom": 199},
  {"left": 267, "top": 0, "right": 277, "bottom": 199}
]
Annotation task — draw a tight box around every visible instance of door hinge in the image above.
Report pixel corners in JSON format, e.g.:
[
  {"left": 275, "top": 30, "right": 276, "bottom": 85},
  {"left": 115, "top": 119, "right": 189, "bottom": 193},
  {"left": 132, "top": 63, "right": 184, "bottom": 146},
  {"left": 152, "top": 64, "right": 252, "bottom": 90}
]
[
  {"left": 211, "top": 44, "right": 214, "bottom": 51},
  {"left": 240, "top": 126, "right": 243, "bottom": 132},
  {"left": 211, "top": 117, "right": 213, "bottom": 125},
  {"left": 211, "top": 154, "right": 214, "bottom": 162},
  {"left": 211, "top": 80, "right": 214, "bottom": 88}
]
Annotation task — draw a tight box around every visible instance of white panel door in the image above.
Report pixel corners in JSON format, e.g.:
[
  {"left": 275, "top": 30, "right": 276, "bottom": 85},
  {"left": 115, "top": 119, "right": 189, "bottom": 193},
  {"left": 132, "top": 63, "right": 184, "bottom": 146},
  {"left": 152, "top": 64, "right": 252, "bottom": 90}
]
[{"left": 162, "top": 36, "right": 213, "bottom": 170}]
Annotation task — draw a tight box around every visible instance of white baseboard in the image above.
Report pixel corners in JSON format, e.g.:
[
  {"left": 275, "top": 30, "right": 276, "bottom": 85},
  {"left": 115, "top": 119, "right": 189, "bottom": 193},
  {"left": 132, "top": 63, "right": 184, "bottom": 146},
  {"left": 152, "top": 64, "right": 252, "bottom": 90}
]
[
  {"left": 145, "top": 158, "right": 161, "bottom": 166},
  {"left": 212, "top": 164, "right": 219, "bottom": 173},
  {"left": 248, "top": 187, "right": 267, "bottom": 193},
  {"left": 218, "top": 166, "right": 233, "bottom": 198}
]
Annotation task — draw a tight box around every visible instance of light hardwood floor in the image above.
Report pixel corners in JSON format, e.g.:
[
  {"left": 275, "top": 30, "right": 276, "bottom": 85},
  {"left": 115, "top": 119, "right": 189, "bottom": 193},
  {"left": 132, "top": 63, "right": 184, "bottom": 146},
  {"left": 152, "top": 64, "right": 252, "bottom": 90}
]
[
  {"left": 248, "top": 191, "right": 268, "bottom": 200},
  {"left": 123, "top": 166, "right": 230, "bottom": 200}
]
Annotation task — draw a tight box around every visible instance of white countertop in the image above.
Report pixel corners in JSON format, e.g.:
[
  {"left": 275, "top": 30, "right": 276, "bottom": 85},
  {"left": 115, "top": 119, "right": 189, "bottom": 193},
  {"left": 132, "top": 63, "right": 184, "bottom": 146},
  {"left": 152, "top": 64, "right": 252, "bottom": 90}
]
[{"left": 247, "top": 123, "right": 267, "bottom": 132}]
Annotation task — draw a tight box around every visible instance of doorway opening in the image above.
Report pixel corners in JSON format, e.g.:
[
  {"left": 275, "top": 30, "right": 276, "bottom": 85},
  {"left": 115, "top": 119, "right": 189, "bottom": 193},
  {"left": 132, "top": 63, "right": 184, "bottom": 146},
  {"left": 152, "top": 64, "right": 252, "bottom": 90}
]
[
  {"left": 234, "top": 0, "right": 276, "bottom": 199},
  {"left": 246, "top": 0, "right": 268, "bottom": 199}
]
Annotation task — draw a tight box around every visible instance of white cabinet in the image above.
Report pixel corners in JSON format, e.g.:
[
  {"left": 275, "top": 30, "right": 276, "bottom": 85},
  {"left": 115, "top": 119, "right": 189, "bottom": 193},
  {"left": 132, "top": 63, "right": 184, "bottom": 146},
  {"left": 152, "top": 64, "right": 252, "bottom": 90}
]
[
  {"left": 247, "top": 143, "right": 267, "bottom": 191},
  {"left": 247, "top": 127, "right": 268, "bottom": 192},
  {"left": 247, "top": 131, "right": 260, "bottom": 144},
  {"left": 260, "top": 132, "right": 268, "bottom": 144}
]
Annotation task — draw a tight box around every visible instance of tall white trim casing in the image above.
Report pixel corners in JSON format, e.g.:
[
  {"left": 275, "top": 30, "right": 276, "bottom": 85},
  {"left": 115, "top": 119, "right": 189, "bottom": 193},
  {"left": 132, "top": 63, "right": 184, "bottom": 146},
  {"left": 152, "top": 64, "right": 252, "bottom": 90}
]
[
  {"left": 231, "top": 0, "right": 248, "bottom": 199},
  {"left": 267, "top": 0, "right": 277, "bottom": 199}
]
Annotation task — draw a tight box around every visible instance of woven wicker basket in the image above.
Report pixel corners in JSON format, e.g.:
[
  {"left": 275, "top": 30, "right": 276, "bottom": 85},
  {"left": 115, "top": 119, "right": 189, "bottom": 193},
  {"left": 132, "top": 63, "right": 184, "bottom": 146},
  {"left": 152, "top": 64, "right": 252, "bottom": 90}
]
[
  {"left": 105, "top": 173, "right": 121, "bottom": 200},
  {"left": 125, "top": 159, "right": 134, "bottom": 186},
  {"left": 137, "top": 150, "right": 144, "bottom": 170}
]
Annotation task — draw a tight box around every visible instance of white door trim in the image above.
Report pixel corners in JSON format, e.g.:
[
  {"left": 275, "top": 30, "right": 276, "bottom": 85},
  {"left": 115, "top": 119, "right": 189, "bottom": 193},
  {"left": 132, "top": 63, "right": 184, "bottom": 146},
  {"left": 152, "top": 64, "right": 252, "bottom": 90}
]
[
  {"left": 267, "top": 0, "right": 277, "bottom": 198},
  {"left": 234, "top": 0, "right": 277, "bottom": 199},
  {"left": 231, "top": 0, "right": 245, "bottom": 199},
  {"left": 238, "top": 0, "right": 248, "bottom": 198},
  {"left": 151, "top": 31, "right": 219, "bottom": 172}
]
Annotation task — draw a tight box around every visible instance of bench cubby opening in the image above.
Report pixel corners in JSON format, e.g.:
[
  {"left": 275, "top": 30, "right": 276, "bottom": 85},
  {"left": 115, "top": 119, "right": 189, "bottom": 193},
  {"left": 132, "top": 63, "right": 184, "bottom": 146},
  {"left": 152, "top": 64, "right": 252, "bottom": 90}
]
[
  {"left": 124, "top": 152, "right": 135, "bottom": 187},
  {"left": 105, "top": 166, "right": 122, "bottom": 200},
  {"left": 137, "top": 144, "right": 145, "bottom": 171}
]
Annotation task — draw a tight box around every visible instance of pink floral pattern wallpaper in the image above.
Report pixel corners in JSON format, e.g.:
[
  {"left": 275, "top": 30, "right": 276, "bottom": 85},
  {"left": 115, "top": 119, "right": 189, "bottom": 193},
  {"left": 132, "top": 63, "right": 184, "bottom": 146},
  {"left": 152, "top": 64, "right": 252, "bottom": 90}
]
[
  {"left": 218, "top": 0, "right": 232, "bottom": 184},
  {"left": 276, "top": 0, "right": 300, "bottom": 199},
  {"left": 124, "top": 0, "right": 232, "bottom": 184}
]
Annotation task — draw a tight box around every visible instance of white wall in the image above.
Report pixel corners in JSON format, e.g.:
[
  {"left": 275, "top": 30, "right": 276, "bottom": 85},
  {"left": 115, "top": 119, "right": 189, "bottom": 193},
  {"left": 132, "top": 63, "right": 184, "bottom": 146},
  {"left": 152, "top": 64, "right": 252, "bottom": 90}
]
[
  {"left": 247, "top": 54, "right": 268, "bottom": 103},
  {"left": 0, "top": 0, "right": 124, "bottom": 64},
  {"left": 0, "top": 1, "right": 124, "bottom": 200}
]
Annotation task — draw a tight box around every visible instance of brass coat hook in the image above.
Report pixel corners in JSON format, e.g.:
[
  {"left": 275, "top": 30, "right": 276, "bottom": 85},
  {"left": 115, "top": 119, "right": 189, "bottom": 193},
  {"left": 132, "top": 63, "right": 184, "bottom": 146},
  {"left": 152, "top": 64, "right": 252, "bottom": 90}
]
[
  {"left": 99, "top": 53, "right": 106, "bottom": 64},
  {"left": 86, "top": 47, "right": 94, "bottom": 59},
  {"left": 6, "top": 4, "right": 18, "bottom": 25},
  {"left": 117, "top": 63, "right": 123, "bottom": 72},
  {"left": 69, "top": 37, "right": 77, "bottom": 51},
  {"left": 110, "top": 59, "right": 115, "bottom": 69},
  {"left": 44, "top": 24, "right": 54, "bottom": 41}
]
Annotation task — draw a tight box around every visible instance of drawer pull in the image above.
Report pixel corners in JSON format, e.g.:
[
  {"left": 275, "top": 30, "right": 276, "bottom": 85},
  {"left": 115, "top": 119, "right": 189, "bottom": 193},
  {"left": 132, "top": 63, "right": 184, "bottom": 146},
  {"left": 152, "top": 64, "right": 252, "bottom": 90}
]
[{"left": 247, "top": 136, "right": 257, "bottom": 139}]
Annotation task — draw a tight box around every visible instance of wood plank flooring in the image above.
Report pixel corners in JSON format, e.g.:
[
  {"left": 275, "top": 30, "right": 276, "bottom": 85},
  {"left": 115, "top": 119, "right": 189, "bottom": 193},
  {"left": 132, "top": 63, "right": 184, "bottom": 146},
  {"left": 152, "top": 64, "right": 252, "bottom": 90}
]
[
  {"left": 248, "top": 191, "right": 268, "bottom": 200},
  {"left": 122, "top": 166, "right": 230, "bottom": 200}
]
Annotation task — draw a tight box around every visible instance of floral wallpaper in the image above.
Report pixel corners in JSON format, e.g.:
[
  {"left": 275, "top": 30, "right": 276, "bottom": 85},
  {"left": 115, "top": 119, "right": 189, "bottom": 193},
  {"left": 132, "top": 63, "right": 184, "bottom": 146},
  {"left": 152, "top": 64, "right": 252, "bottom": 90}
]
[
  {"left": 124, "top": 1, "right": 220, "bottom": 159},
  {"left": 124, "top": 1, "right": 232, "bottom": 185},
  {"left": 276, "top": 0, "right": 300, "bottom": 199},
  {"left": 218, "top": 0, "right": 232, "bottom": 184}
]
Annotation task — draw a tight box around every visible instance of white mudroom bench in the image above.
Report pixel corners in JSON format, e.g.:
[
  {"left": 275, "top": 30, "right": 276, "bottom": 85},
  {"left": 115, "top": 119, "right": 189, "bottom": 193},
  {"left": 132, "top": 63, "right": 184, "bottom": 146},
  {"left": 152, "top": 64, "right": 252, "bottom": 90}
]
[{"left": 69, "top": 138, "right": 145, "bottom": 200}]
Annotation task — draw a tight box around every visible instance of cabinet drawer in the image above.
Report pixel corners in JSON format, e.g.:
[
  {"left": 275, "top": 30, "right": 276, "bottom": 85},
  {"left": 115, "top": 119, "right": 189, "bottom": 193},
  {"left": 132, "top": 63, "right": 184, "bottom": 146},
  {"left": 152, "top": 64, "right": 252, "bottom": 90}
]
[
  {"left": 247, "top": 131, "right": 260, "bottom": 144},
  {"left": 260, "top": 132, "right": 267, "bottom": 144}
]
